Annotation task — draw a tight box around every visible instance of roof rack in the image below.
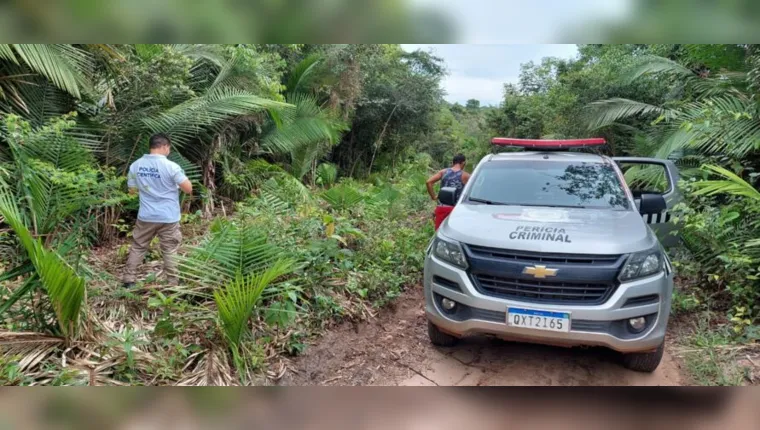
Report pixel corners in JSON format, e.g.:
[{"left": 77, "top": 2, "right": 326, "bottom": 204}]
[{"left": 491, "top": 138, "right": 606, "bottom": 151}]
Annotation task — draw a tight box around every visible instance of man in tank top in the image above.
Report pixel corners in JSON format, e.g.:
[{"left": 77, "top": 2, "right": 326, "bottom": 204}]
[{"left": 426, "top": 154, "right": 470, "bottom": 230}]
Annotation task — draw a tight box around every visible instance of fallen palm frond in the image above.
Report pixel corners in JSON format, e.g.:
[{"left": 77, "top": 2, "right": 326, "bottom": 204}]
[
  {"left": 0, "top": 331, "right": 64, "bottom": 373},
  {"left": 176, "top": 347, "right": 235, "bottom": 386}
]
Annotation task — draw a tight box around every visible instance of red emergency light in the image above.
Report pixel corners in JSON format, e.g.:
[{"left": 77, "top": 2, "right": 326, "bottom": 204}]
[{"left": 491, "top": 137, "right": 606, "bottom": 150}]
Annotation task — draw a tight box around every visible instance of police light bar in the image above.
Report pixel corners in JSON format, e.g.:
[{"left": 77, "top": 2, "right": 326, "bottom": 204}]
[{"left": 491, "top": 137, "right": 606, "bottom": 150}]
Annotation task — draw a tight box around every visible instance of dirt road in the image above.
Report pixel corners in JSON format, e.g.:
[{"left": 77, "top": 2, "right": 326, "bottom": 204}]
[{"left": 281, "top": 286, "right": 685, "bottom": 386}]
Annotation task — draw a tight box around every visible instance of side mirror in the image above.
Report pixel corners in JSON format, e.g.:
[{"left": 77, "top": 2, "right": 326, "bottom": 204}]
[
  {"left": 639, "top": 193, "right": 666, "bottom": 215},
  {"left": 438, "top": 187, "right": 458, "bottom": 206}
]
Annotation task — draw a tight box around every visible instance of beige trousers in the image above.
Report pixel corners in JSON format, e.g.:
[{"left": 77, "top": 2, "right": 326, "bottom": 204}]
[{"left": 123, "top": 220, "right": 182, "bottom": 284}]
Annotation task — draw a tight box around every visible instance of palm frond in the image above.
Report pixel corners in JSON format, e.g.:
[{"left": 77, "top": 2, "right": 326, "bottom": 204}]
[
  {"left": 625, "top": 55, "right": 695, "bottom": 83},
  {"left": 214, "top": 259, "right": 295, "bottom": 349},
  {"left": 0, "top": 331, "right": 63, "bottom": 373},
  {"left": 208, "top": 51, "right": 241, "bottom": 93},
  {"left": 692, "top": 164, "right": 760, "bottom": 201},
  {"left": 649, "top": 125, "right": 697, "bottom": 159},
  {"left": 286, "top": 53, "right": 323, "bottom": 95},
  {"left": 586, "top": 98, "right": 674, "bottom": 130},
  {"left": 142, "top": 87, "right": 291, "bottom": 148},
  {"left": 321, "top": 184, "right": 365, "bottom": 211},
  {"left": 177, "top": 220, "right": 286, "bottom": 285},
  {"left": 0, "top": 187, "right": 85, "bottom": 338},
  {"left": 258, "top": 174, "right": 310, "bottom": 207},
  {"left": 261, "top": 93, "right": 344, "bottom": 155},
  {"left": 676, "top": 95, "right": 760, "bottom": 158},
  {"left": 4, "top": 44, "right": 93, "bottom": 99},
  {"left": 176, "top": 347, "right": 235, "bottom": 386},
  {"left": 289, "top": 140, "right": 323, "bottom": 181},
  {"left": 172, "top": 44, "right": 226, "bottom": 68},
  {"left": 259, "top": 188, "right": 291, "bottom": 215},
  {"left": 316, "top": 163, "right": 338, "bottom": 188},
  {"left": 0, "top": 45, "right": 17, "bottom": 62}
]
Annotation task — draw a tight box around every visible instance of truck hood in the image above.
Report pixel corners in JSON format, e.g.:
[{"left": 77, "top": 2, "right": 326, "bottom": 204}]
[{"left": 439, "top": 204, "right": 655, "bottom": 255}]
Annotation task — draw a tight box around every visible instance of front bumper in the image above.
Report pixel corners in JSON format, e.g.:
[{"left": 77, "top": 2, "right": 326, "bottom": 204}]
[{"left": 423, "top": 254, "right": 674, "bottom": 353}]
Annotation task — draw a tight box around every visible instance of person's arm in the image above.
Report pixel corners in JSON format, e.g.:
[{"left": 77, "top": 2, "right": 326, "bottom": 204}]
[
  {"left": 172, "top": 163, "right": 192, "bottom": 195},
  {"left": 462, "top": 171, "right": 471, "bottom": 184},
  {"left": 178, "top": 179, "right": 192, "bottom": 195},
  {"left": 127, "top": 167, "right": 138, "bottom": 196},
  {"left": 426, "top": 170, "right": 444, "bottom": 201}
]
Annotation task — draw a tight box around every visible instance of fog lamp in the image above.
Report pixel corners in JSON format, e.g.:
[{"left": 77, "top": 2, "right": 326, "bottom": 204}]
[
  {"left": 441, "top": 298, "right": 457, "bottom": 311},
  {"left": 628, "top": 317, "right": 647, "bottom": 333}
]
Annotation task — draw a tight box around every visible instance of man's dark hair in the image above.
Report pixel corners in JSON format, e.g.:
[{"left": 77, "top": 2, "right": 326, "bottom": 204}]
[
  {"left": 453, "top": 153, "right": 466, "bottom": 165},
  {"left": 149, "top": 133, "right": 171, "bottom": 149}
]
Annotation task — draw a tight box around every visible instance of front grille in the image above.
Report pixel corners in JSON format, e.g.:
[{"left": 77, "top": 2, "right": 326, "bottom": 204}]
[
  {"left": 464, "top": 244, "right": 624, "bottom": 306},
  {"left": 472, "top": 274, "right": 615, "bottom": 305},
  {"left": 467, "top": 245, "right": 622, "bottom": 265}
]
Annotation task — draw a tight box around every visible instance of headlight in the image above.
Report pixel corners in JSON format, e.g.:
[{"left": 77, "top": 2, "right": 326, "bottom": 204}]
[
  {"left": 433, "top": 237, "right": 468, "bottom": 269},
  {"left": 619, "top": 247, "right": 664, "bottom": 281}
]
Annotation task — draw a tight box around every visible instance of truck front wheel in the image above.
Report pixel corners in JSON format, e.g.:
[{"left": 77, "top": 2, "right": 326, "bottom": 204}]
[
  {"left": 621, "top": 342, "right": 664, "bottom": 373},
  {"left": 427, "top": 320, "right": 458, "bottom": 347}
]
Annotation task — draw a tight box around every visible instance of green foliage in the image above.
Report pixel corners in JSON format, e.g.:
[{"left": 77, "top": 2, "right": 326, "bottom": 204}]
[
  {"left": 214, "top": 259, "right": 294, "bottom": 350},
  {"left": 177, "top": 219, "right": 289, "bottom": 286},
  {"left": 0, "top": 186, "right": 85, "bottom": 338},
  {"left": 672, "top": 176, "right": 760, "bottom": 330},
  {"left": 320, "top": 183, "right": 364, "bottom": 211},
  {"left": 0, "top": 44, "right": 92, "bottom": 100},
  {"left": 106, "top": 325, "right": 150, "bottom": 371},
  {"left": 692, "top": 165, "right": 760, "bottom": 201},
  {"left": 316, "top": 163, "right": 338, "bottom": 187}
]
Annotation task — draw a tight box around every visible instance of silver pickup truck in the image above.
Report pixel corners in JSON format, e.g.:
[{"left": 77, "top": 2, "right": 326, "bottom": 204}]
[{"left": 424, "top": 139, "right": 681, "bottom": 372}]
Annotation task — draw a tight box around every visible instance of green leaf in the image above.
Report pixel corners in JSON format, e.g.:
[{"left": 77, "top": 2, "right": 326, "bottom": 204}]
[
  {"left": 264, "top": 301, "right": 297, "bottom": 328},
  {"left": 0, "top": 185, "right": 85, "bottom": 338},
  {"left": 153, "top": 318, "right": 178, "bottom": 339},
  {"left": 321, "top": 184, "right": 364, "bottom": 211},
  {"left": 214, "top": 259, "right": 295, "bottom": 349}
]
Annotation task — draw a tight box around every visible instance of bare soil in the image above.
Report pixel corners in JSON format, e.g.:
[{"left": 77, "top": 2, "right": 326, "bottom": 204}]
[{"left": 281, "top": 285, "right": 685, "bottom": 386}]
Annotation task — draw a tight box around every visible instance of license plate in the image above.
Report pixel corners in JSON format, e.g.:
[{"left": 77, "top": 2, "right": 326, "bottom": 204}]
[{"left": 507, "top": 307, "right": 570, "bottom": 333}]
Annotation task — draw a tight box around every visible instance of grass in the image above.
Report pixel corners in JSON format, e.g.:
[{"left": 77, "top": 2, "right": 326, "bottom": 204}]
[{"left": 671, "top": 307, "right": 758, "bottom": 386}]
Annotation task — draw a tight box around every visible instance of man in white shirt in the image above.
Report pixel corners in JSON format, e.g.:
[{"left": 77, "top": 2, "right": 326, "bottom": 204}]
[{"left": 123, "top": 134, "right": 192, "bottom": 288}]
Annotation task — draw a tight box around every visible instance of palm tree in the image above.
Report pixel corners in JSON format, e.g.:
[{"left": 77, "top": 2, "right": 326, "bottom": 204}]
[
  {"left": 260, "top": 54, "right": 347, "bottom": 184},
  {"left": 0, "top": 114, "right": 118, "bottom": 337},
  {"left": 0, "top": 44, "right": 93, "bottom": 107},
  {"left": 587, "top": 54, "right": 759, "bottom": 161}
]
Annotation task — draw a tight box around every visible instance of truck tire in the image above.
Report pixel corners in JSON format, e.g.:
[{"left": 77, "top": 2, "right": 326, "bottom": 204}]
[
  {"left": 427, "top": 320, "right": 458, "bottom": 347},
  {"left": 622, "top": 342, "right": 664, "bottom": 373}
]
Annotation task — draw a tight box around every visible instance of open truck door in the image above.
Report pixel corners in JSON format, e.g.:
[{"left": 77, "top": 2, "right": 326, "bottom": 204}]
[{"left": 613, "top": 157, "right": 682, "bottom": 248}]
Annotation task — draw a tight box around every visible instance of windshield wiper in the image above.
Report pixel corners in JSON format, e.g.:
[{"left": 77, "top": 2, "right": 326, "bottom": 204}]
[
  {"left": 469, "top": 197, "right": 502, "bottom": 205},
  {"left": 515, "top": 203, "right": 587, "bottom": 209}
]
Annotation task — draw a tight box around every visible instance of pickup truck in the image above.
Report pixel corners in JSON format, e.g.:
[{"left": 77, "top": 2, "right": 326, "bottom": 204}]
[{"left": 424, "top": 138, "right": 681, "bottom": 372}]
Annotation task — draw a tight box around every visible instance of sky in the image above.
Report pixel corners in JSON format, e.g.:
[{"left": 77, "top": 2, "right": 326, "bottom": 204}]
[
  {"left": 400, "top": 0, "right": 632, "bottom": 106},
  {"left": 411, "top": 0, "right": 631, "bottom": 44},
  {"left": 401, "top": 44, "right": 579, "bottom": 106}
]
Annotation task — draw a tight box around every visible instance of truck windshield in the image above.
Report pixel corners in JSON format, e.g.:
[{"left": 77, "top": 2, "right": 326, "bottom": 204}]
[{"left": 466, "top": 160, "right": 630, "bottom": 210}]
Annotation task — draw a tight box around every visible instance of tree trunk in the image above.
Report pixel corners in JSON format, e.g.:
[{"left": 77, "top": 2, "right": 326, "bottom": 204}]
[
  {"left": 203, "top": 137, "right": 220, "bottom": 218},
  {"left": 368, "top": 104, "right": 398, "bottom": 176}
]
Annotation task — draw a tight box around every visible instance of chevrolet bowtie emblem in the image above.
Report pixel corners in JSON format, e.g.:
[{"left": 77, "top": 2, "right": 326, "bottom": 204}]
[{"left": 523, "top": 265, "right": 558, "bottom": 279}]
